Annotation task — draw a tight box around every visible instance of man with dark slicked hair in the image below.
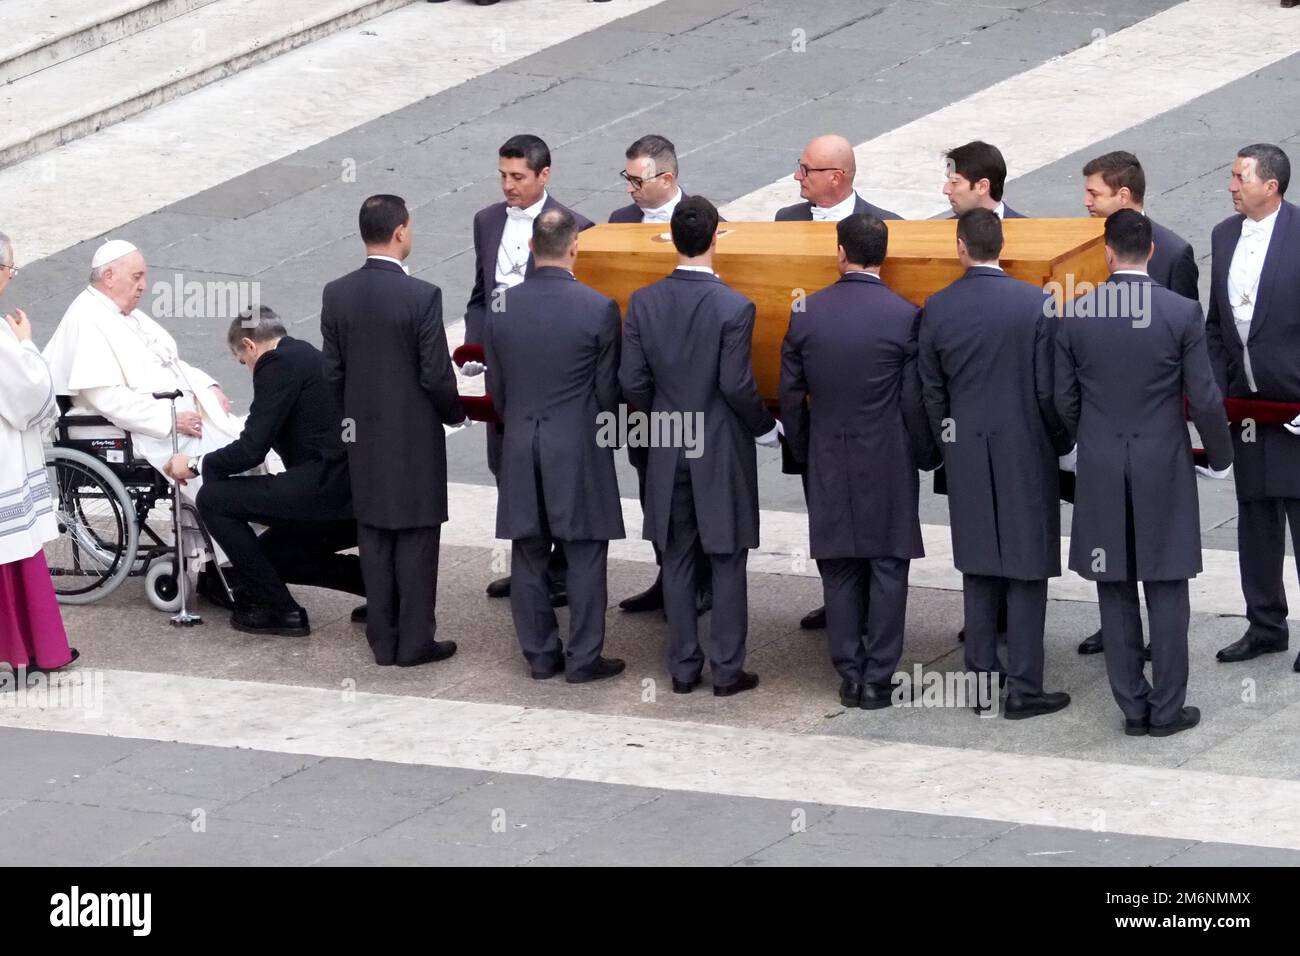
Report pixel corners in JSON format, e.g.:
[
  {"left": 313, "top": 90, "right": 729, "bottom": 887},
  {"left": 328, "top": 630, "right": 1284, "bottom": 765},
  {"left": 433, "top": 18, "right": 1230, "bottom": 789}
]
[
  {"left": 321, "top": 194, "right": 465, "bottom": 667},
  {"left": 1057, "top": 210, "right": 1231, "bottom": 736},
  {"left": 943, "top": 141, "right": 1026, "bottom": 219},
  {"left": 462, "top": 133, "right": 594, "bottom": 603},
  {"left": 620, "top": 197, "right": 778, "bottom": 698},
  {"left": 780, "top": 214, "right": 939, "bottom": 709},
  {"left": 919, "top": 209, "right": 1072, "bottom": 721}
]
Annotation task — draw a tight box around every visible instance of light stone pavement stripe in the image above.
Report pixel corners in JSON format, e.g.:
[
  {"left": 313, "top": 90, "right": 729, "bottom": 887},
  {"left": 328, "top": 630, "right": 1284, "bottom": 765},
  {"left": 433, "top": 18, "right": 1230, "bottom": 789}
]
[
  {"left": 721, "top": 0, "right": 1300, "bottom": 221},
  {"left": 0, "top": 0, "right": 665, "bottom": 265},
  {"left": 2, "top": 668, "right": 1298, "bottom": 852},
  {"left": 441, "top": 480, "right": 1287, "bottom": 620}
]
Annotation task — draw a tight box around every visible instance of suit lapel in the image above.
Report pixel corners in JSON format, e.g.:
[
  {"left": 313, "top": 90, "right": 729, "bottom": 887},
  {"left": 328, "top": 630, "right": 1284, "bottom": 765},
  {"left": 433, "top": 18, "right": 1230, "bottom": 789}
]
[
  {"left": 1248, "top": 201, "right": 1292, "bottom": 342},
  {"left": 482, "top": 204, "right": 507, "bottom": 289},
  {"left": 1212, "top": 215, "right": 1243, "bottom": 324}
]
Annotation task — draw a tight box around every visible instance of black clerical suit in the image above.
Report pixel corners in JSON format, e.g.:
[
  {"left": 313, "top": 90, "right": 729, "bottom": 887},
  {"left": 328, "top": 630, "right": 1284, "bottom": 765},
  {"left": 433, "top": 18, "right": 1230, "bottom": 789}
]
[{"left": 196, "top": 336, "right": 363, "bottom": 614}]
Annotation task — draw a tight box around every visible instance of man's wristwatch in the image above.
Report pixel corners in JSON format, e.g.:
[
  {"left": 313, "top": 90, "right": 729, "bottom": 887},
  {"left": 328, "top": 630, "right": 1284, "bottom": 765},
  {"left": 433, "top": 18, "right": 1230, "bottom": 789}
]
[{"left": 187, "top": 456, "right": 200, "bottom": 476}]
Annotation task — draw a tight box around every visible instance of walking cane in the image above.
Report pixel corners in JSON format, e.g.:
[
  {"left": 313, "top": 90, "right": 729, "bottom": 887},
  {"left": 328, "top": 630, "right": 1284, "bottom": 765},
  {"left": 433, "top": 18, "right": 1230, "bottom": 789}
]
[{"left": 153, "top": 389, "right": 202, "bottom": 627}]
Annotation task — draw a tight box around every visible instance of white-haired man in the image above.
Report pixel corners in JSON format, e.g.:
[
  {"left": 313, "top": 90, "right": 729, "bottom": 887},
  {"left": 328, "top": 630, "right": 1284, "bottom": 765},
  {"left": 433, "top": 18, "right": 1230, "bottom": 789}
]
[{"left": 42, "top": 239, "right": 258, "bottom": 582}]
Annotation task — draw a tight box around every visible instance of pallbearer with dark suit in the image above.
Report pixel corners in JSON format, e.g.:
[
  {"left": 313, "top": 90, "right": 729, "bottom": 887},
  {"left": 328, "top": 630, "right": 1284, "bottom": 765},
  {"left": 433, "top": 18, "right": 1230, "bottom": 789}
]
[
  {"left": 620, "top": 197, "right": 779, "bottom": 697},
  {"left": 919, "top": 209, "right": 1073, "bottom": 719},
  {"left": 1074, "top": 150, "right": 1200, "bottom": 657},
  {"left": 776, "top": 135, "right": 900, "bottom": 223},
  {"left": 777, "top": 133, "right": 898, "bottom": 633},
  {"left": 607, "top": 134, "right": 712, "bottom": 616},
  {"left": 462, "top": 134, "right": 593, "bottom": 602},
  {"left": 942, "top": 141, "right": 1027, "bottom": 220},
  {"left": 780, "top": 215, "right": 941, "bottom": 709},
  {"left": 1204, "top": 144, "right": 1300, "bottom": 673},
  {"left": 321, "top": 195, "right": 466, "bottom": 667},
  {"left": 1057, "top": 210, "right": 1232, "bottom": 736},
  {"left": 484, "top": 208, "right": 626, "bottom": 684}
]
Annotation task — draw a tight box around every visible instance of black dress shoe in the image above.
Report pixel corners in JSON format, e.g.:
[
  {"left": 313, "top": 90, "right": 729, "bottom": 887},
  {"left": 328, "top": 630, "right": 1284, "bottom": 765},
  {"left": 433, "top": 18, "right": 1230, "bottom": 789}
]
[
  {"left": 1216, "top": 633, "right": 1287, "bottom": 663},
  {"left": 350, "top": 604, "right": 367, "bottom": 624},
  {"left": 397, "top": 640, "right": 458, "bottom": 666},
  {"left": 1294, "top": 651, "right": 1300, "bottom": 673},
  {"left": 486, "top": 576, "right": 510, "bottom": 598},
  {"left": 838, "top": 679, "right": 862, "bottom": 708},
  {"left": 672, "top": 675, "right": 700, "bottom": 693},
  {"left": 1078, "top": 629, "right": 1103, "bottom": 654},
  {"left": 859, "top": 682, "right": 894, "bottom": 711},
  {"left": 1142, "top": 643, "right": 1151, "bottom": 661},
  {"left": 619, "top": 577, "right": 664, "bottom": 612},
  {"left": 800, "top": 606, "right": 826, "bottom": 630},
  {"left": 957, "top": 627, "right": 965, "bottom": 642},
  {"left": 714, "top": 671, "right": 759, "bottom": 697},
  {"left": 566, "top": 657, "right": 625, "bottom": 684},
  {"left": 529, "top": 656, "right": 565, "bottom": 680},
  {"left": 1003, "top": 690, "right": 1070, "bottom": 720},
  {"left": 231, "top": 606, "right": 310, "bottom": 637},
  {"left": 1149, "top": 705, "right": 1201, "bottom": 737},
  {"left": 1124, "top": 716, "right": 1150, "bottom": 736}
]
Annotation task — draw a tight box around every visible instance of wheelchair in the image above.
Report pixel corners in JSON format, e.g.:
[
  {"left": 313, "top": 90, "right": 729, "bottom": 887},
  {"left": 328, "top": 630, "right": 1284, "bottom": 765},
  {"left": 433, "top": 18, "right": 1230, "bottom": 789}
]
[{"left": 43, "top": 394, "right": 225, "bottom": 618}]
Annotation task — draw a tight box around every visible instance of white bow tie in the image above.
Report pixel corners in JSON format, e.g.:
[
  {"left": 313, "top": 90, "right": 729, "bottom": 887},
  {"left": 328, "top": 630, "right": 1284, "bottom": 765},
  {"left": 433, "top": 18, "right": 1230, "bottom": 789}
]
[
  {"left": 506, "top": 205, "right": 537, "bottom": 222},
  {"left": 1242, "top": 219, "right": 1270, "bottom": 241},
  {"left": 810, "top": 205, "right": 835, "bottom": 222},
  {"left": 642, "top": 207, "right": 672, "bottom": 224}
]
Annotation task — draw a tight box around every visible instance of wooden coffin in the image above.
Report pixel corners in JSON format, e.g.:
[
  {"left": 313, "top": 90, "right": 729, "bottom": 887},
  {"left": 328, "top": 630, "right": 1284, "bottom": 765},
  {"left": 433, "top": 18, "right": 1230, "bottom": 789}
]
[{"left": 572, "top": 218, "right": 1108, "bottom": 404}]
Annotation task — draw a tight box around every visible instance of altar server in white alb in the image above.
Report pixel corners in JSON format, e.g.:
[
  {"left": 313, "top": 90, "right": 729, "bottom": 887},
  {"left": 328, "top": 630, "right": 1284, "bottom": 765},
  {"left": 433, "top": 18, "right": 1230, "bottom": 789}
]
[{"left": 41, "top": 240, "right": 250, "bottom": 499}]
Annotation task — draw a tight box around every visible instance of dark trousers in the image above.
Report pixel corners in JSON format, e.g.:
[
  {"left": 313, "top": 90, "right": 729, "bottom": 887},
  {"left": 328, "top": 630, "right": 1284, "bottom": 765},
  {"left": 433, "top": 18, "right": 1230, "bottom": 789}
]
[
  {"left": 820, "top": 556, "right": 908, "bottom": 686},
  {"left": 1098, "top": 578, "right": 1189, "bottom": 725},
  {"left": 491, "top": 424, "right": 567, "bottom": 588},
  {"left": 197, "top": 474, "right": 364, "bottom": 612},
  {"left": 629, "top": 443, "right": 709, "bottom": 597},
  {"left": 662, "top": 458, "right": 747, "bottom": 685},
  {"left": 963, "top": 574, "right": 1048, "bottom": 697},
  {"left": 510, "top": 434, "right": 608, "bottom": 676},
  {"left": 1236, "top": 496, "right": 1300, "bottom": 644},
  {"left": 357, "top": 523, "right": 440, "bottom": 665}
]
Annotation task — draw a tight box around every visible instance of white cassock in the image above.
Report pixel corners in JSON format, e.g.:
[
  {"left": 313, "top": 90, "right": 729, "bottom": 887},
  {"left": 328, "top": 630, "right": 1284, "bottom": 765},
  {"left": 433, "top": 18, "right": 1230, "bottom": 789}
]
[{"left": 41, "top": 287, "right": 270, "bottom": 564}]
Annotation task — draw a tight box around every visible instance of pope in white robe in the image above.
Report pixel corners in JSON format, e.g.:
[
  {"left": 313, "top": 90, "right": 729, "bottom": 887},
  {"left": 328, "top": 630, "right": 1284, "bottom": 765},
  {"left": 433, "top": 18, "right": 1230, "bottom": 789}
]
[{"left": 42, "top": 240, "right": 259, "bottom": 563}]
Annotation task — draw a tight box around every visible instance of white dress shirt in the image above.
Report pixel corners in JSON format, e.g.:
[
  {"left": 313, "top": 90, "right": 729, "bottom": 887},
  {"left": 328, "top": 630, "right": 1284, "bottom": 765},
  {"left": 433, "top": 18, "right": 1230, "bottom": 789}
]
[
  {"left": 366, "top": 254, "right": 410, "bottom": 275},
  {"left": 992, "top": 201, "right": 1007, "bottom": 220},
  {"left": 676, "top": 265, "right": 715, "bottom": 275},
  {"left": 1227, "top": 205, "right": 1280, "bottom": 392},
  {"left": 811, "top": 191, "right": 858, "bottom": 222},
  {"left": 496, "top": 192, "right": 548, "bottom": 288},
  {"left": 641, "top": 186, "right": 683, "bottom": 224}
]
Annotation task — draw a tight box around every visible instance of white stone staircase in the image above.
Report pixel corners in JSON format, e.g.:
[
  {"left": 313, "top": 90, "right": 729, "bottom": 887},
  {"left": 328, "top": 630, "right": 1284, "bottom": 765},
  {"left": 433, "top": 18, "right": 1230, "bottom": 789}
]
[{"left": 0, "top": 0, "right": 415, "bottom": 169}]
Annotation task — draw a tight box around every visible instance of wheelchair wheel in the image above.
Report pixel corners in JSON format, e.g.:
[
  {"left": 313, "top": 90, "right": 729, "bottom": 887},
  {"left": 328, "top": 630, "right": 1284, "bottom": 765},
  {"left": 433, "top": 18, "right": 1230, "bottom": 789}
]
[
  {"left": 44, "top": 446, "right": 139, "bottom": 605},
  {"left": 144, "top": 559, "right": 197, "bottom": 614}
]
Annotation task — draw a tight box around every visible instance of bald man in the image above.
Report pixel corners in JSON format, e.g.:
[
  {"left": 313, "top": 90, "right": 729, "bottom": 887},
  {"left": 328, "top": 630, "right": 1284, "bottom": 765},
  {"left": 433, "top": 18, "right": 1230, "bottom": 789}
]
[
  {"left": 777, "top": 135, "right": 899, "bottom": 631},
  {"left": 776, "top": 135, "right": 900, "bottom": 222}
]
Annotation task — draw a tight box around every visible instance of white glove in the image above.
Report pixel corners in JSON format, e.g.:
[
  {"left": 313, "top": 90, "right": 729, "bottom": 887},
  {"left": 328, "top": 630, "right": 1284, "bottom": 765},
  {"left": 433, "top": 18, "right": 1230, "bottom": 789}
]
[
  {"left": 1284, "top": 414, "right": 1300, "bottom": 436},
  {"left": 1058, "top": 444, "right": 1077, "bottom": 473},
  {"left": 1195, "top": 463, "right": 1232, "bottom": 480},
  {"left": 461, "top": 361, "right": 486, "bottom": 377},
  {"left": 756, "top": 420, "right": 783, "bottom": 448}
]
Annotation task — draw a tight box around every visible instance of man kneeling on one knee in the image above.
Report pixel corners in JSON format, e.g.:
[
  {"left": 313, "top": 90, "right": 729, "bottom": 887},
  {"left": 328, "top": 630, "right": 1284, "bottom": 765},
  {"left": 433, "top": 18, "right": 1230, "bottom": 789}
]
[{"left": 164, "top": 308, "right": 365, "bottom": 637}]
